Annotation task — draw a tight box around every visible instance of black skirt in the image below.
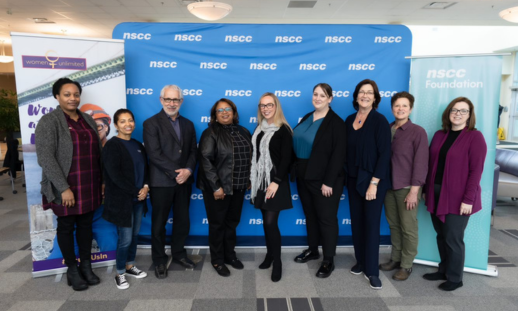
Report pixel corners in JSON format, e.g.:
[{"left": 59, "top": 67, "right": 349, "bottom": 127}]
[{"left": 254, "top": 178, "right": 293, "bottom": 211}]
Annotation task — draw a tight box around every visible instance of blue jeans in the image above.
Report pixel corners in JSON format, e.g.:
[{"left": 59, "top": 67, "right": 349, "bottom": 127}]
[{"left": 116, "top": 202, "right": 144, "bottom": 274}]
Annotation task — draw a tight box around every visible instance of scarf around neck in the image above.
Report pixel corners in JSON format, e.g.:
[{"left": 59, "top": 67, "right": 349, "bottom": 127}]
[{"left": 250, "top": 119, "right": 280, "bottom": 202}]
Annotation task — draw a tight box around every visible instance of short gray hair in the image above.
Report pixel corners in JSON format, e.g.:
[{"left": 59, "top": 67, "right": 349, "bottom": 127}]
[{"left": 160, "top": 85, "right": 183, "bottom": 99}]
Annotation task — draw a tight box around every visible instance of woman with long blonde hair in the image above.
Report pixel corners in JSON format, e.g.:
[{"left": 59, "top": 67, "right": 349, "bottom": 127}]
[{"left": 250, "top": 92, "right": 293, "bottom": 282}]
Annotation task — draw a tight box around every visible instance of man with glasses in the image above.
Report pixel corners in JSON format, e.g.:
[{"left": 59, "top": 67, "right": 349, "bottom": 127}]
[{"left": 143, "top": 85, "right": 197, "bottom": 279}]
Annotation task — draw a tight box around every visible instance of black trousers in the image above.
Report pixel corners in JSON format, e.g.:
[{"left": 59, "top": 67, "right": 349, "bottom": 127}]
[
  {"left": 432, "top": 184, "right": 470, "bottom": 283},
  {"left": 347, "top": 177, "right": 387, "bottom": 278},
  {"left": 296, "top": 177, "right": 343, "bottom": 258},
  {"left": 203, "top": 189, "right": 245, "bottom": 265},
  {"left": 150, "top": 185, "right": 192, "bottom": 265},
  {"left": 56, "top": 210, "right": 95, "bottom": 266}
]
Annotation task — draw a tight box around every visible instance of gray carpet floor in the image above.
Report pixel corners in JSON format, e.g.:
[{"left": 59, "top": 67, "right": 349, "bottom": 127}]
[{"left": 1, "top": 170, "right": 517, "bottom": 311}]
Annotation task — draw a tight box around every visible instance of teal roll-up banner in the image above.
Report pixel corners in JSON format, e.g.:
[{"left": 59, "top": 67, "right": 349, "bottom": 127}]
[{"left": 410, "top": 55, "right": 502, "bottom": 272}]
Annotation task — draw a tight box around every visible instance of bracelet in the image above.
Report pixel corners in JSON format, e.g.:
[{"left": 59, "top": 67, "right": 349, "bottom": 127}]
[{"left": 370, "top": 180, "right": 378, "bottom": 186}]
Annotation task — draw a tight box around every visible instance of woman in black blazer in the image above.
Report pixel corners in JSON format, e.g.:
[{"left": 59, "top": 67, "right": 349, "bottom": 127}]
[
  {"left": 250, "top": 92, "right": 293, "bottom": 282},
  {"left": 292, "top": 83, "right": 346, "bottom": 278},
  {"left": 103, "top": 109, "right": 149, "bottom": 290},
  {"left": 345, "top": 79, "right": 391, "bottom": 290}
]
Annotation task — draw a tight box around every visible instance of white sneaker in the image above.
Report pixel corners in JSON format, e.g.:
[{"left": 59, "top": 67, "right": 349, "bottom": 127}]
[
  {"left": 125, "top": 266, "right": 147, "bottom": 278},
  {"left": 115, "top": 273, "right": 130, "bottom": 289}
]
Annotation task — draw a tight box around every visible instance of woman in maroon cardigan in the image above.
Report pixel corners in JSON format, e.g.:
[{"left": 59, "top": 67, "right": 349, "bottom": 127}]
[{"left": 423, "top": 97, "right": 487, "bottom": 291}]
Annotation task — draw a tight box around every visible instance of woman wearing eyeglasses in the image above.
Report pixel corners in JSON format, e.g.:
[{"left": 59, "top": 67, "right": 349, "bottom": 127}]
[
  {"left": 250, "top": 93, "right": 293, "bottom": 282},
  {"left": 292, "top": 83, "right": 346, "bottom": 279},
  {"left": 345, "top": 79, "right": 391, "bottom": 290},
  {"left": 422, "top": 97, "right": 486, "bottom": 291},
  {"left": 197, "top": 98, "right": 252, "bottom": 277}
]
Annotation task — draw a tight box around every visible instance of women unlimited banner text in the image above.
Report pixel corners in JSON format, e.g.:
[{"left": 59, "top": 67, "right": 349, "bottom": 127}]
[{"left": 11, "top": 33, "right": 126, "bottom": 275}]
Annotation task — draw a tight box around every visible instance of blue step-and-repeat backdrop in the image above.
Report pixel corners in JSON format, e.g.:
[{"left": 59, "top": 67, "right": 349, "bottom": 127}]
[{"left": 112, "top": 23, "right": 412, "bottom": 246}]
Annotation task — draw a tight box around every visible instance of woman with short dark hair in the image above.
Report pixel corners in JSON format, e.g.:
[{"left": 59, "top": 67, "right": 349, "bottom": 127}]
[
  {"left": 422, "top": 97, "right": 486, "bottom": 291},
  {"left": 197, "top": 98, "right": 252, "bottom": 277},
  {"left": 379, "top": 91, "right": 428, "bottom": 281},
  {"left": 35, "top": 78, "right": 102, "bottom": 291}
]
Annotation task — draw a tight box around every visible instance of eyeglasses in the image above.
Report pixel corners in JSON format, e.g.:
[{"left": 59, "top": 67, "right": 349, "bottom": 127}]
[
  {"left": 97, "top": 123, "right": 106, "bottom": 131},
  {"left": 258, "top": 103, "right": 274, "bottom": 109},
  {"left": 216, "top": 107, "right": 233, "bottom": 114},
  {"left": 358, "top": 91, "right": 374, "bottom": 96},
  {"left": 450, "top": 108, "right": 470, "bottom": 115},
  {"left": 161, "top": 97, "right": 182, "bottom": 104}
]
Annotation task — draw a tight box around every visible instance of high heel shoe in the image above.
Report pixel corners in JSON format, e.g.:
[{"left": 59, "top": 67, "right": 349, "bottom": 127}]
[
  {"left": 67, "top": 264, "right": 88, "bottom": 291},
  {"left": 271, "top": 261, "right": 282, "bottom": 282},
  {"left": 259, "top": 254, "right": 273, "bottom": 269}
]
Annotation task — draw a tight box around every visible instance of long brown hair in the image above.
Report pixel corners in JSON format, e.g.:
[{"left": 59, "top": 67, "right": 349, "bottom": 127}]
[{"left": 441, "top": 97, "right": 477, "bottom": 132}]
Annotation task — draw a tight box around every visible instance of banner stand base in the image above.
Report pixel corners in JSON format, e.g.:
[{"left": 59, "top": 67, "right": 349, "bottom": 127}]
[
  {"left": 32, "top": 260, "right": 116, "bottom": 278},
  {"left": 414, "top": 259, "right": 498, "bottom": 277}
]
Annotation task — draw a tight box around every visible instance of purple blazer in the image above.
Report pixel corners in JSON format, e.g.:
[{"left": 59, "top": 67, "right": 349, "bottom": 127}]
[{"left": 424, "top": 128, "right": 487, "bottom": 222}]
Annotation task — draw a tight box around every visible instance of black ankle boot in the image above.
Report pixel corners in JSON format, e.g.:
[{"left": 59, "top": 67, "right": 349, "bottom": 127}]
[
  {"left": 67, "top": 264, "right": 88, "bottom": 291},
  {"left": 271, "top": 260, "right": 282, "bottom": 282},
  {"left": 79, "top": 259, "right": 100, "bottom": 285},
  {"left": 259, "top": 254, "right": 273, "bottom": 269}
]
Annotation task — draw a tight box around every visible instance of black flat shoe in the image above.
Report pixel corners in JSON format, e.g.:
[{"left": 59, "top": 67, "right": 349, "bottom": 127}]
[
  {"left": 294, "top": 249, "right": 320, "bottom": 263},
  {"left": 439, "top": 280, "right": 463, "bottom": 291},
  {"left": 173, "top": 257, "right": 196, "bottom": 269},
  {"left": 154, "top": 264, "right": 167, "bottom": 279},
  {"left": 213, "top": 264, "right": 230, "bottom": 277},
  {"left": 271, "top": 261, "right": 282, "bottom": 282},
  {"left": 259, "top": 254, "right": 273, "bottom": 269},
  {"left": 316, "top": 261, "right": 335, "bottom": 278},
  {"left": 225, "top": 258, "right": 244, "bottom": 270}
]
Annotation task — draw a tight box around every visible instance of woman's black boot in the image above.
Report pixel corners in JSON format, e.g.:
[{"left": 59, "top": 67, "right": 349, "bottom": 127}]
[
  {"left": 79, "top": 259, "right": 100, "bottom": 285},
  {"left": 67, "top": 264, "right": 88, "bottom": 291},
  {"left": 271, "top": 260, "right": 282, "bottom": 282},
  {"left": 259, "top": 254, "right": 274, "bottom": 269}
]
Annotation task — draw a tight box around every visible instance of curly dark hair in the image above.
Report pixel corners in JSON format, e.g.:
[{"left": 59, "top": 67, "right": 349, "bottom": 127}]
[{"left": 52, "top": 78, "right": 82, "bottom": 99}]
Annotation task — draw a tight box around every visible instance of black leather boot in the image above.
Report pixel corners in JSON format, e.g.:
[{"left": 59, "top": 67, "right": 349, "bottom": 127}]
[
  {"left": 79, "top": 259, "right": 100, "bottom": 285},
  {"left": 67, "top": 264, "right": 88, "bottom": 291},
  {"left": 259, "top": 254, "right": 273, "bottom": 269},
  {"left": 271, "top": 260, "right": 282, "bottom": 282}
]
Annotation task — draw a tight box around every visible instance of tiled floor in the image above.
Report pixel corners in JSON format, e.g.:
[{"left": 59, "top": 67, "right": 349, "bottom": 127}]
[{"left": 1, "top": 170, "right": 518, "bottom": 311}]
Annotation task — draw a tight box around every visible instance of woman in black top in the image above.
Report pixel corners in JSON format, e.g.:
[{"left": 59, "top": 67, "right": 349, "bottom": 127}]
[
  {"left": 345, "top": 79, "right": 391, "bottom": 290},
  {"left": 197, "top": 98, "right": 252, "bottom": 277},
  {"left": 102, "top": 109, "right": 149, "bottom": 290},
  {"left": 292, "top": 83, "right": 346, "bottom": 279},
  {"left": 250, "top": 92, "right": 293, "bottom": 282}
]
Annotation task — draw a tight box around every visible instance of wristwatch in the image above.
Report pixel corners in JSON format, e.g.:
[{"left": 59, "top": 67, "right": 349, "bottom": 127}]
[{"left": 370, "top": 180, "right": 379, "bottom": 186}]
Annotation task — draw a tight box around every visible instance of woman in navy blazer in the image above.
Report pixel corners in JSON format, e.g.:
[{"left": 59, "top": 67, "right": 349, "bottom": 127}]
[
  {"left": 292, "top": 83, "right": 346, "bottom": 279},
  {"left": 345, "top": 79, "right": 391, "bottom": 290}
]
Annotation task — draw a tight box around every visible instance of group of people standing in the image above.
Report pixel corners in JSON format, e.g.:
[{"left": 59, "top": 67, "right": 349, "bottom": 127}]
[{"left": 35, "top": 77, "right": 487, "bottom": 293}]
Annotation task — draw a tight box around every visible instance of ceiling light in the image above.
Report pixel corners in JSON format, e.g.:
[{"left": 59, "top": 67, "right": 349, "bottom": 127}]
[
  {"left": 423, "top": 2, "right": 456, "bottom": 9},
  {"left": 187, "top": 0, "right": 232, "bottom": 21},
  {"left": 33, "top": 18, "right": 55, "bottom": 24},
  {"left": 500, "top": 6, "right": 518, "bottom": 23},
  {"left": 0, "top": 40, "right": 13, "bottom": 63}
]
